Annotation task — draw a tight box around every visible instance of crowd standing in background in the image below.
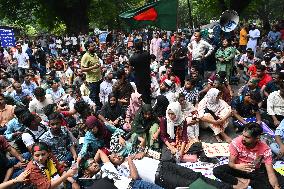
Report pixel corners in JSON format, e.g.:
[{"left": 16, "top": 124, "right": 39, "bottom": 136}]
[{"left": 0, "top": 20, "right": 284, "bottom": 189}]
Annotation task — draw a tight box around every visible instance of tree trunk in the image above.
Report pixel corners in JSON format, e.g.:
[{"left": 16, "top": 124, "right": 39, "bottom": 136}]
[{"left": 187, "top": 0, "right": 194, "bottom": 28}]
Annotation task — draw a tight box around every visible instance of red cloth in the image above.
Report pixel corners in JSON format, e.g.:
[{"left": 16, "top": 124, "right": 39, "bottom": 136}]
[
  {"left": 160, "top": 75, "right": 181, "bottom": 85},
  {"left": 258, "top": 73, "right": 272, "bottom": 88},
  {"left": 248, "top": 64, "right": 257, "bottom": 77},
  {"left": 229, "top": 136, "right": 272, "bottom": 168}
]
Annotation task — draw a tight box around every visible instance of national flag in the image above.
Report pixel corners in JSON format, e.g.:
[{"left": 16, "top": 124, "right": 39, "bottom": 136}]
[{"left": 119, "top": 0, "right": 178, "bottom": 31}]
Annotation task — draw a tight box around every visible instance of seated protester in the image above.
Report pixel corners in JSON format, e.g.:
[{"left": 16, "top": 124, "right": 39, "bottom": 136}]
[
  {"left": 159, "top": 102, "right": 189, "bottom": 162},
  {"left": 231, "top": 90, "right": 263, "bottom": 131},
  {"left": 271, "top": 49, "right": 284, "bottom": 72},
  {"left": 4, "top": 106, "right": 27, "bottom": 148},
  {"left": 65, "top": 88, "right": 95, "bottom": 112},
  {"left": 263, "top": 72, "right": 283, "bottom": 98},
  {"left": 177, "top": 93, "right": 199, "bottom": 141},
  {"left": 261, "top": 53, "right": 277, "bottom": 74},
  {"left": 39, "top": 112, "right": 77, "bottom": 165},
  {"left": 110, "top": 153, "right": 231, "bottom": 189},
  {"left": 0, "top": 93, "right": 15, "bottom": 134},
  {"left": 0, "top": 72, "right": 14, "bottom": 93},
  {"left": 124, "top": 92, "right": 143, "bottom": 131},
  {"left": 247, "top": 59, "right": 261, "bottom": 77},
  {"left": 112, "top": 69, "right": 134, "bottom": 107},
  {"left": 131, "top": 104, "right": 160, "bottom": 149},
  {"left": 29, "top": 87, "right": 54, "bottom": 121},
  {"left": 256, "top": 64, "right": 273, "bottom": 92},
  {"left": 267, "top": 78, "right": 284, "bottom": 127},
  {"left": 80, "top": 74, "right": 90, "bottom": 96},
  {"left": 190, "top": 66, "right": 204, "bottom": 91},
  {"left": 153, "top": 95, "right": 169, "bottom": 121},
  {"left": 178, "top": 76, "right": 199, "bottom": 104},
  {"left": 98, "top": 93, "right": 125, "bottom": 128},
  {"left": 155, "top": 79, "right": 176, "bottom": 103},
  {"left": 124, "top": 65, "right": 135, "bottom": 83},
  {"left": 238, "top": 77, "right": 260, "bottom": 97},
  {"left": 21, "top": 73, "right": 38, "bottom": 94},
  {"left": 270, "top": 119, "right": 284, "bottom": 160},
  {"left": 99, "top": 70, "right": 116, "bottom": 106},
  {"left": 150, "top": 54, "right": 159, "bottom": 75},
  {"left": 80, "top": 149, "right": 163, "bottom": 189},
  {"left": 77, "top": 116, "right": 112, "bottom": 164},
  {"left": 21, "top": 112, "right": 48, "bottom": 152},
  {"left": 238, "top": 48, "right": 255, "bottom": 79},
  {"left": 0, "top": 135, "right": 28, "bottom": 183},
  {"left": 25, "top": 142, "right": 78, "bottom": 189},
  {"left": 46, "top": 80, "right": 65, "bottom": 103},
  {"left": 212, "top": 72, "right": 233, "bottom": 104},
  {"left": 72, "top": 68, "right": 84, "bottom": 87},
  {"left": 5, "top": 82, "right": 32, "bottom": 104},
  {"left": 198, "top": 88, "right": 232, "bottom": 143},
  {"left": 213, "top": 123, "right": 283, "bottom": 189}
]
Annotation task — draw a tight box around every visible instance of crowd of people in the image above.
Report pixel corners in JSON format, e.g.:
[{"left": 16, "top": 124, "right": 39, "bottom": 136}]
[{"left": 0, "top": 20, "right": 284, "bottom": 189}]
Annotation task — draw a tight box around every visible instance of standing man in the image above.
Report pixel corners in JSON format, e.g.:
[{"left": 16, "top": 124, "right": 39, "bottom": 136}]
[
  {"left": 247, "top": 23, "right": 260, "bottom": 54},
  {"left": 15, "top": 46, "right": 30, "bottom": 81},
  {"left": 150, "top": 32, "right": 162, "bottom": 63},
  {"left": 188, "top": 31, "right": 214, "bottom": 78},
  {"left": 239, "top": 23, "right": 248, "bottom": 53},
  {"left": 171, "top": 36, "right": 188, "bottom": 86},
  {"left": 81, "top": 42, "right": 102, "bottom": 109},
  {"left": 129, "top": 39, "right": 152, "bottom": 104}
]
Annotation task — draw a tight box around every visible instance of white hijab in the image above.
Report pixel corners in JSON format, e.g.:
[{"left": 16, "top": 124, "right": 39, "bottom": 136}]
[
  {"left": 166, "top": 102, "right": 183, "bottom": 139},
  {"left": 205, "top": 88, "right": 221, "bottom": 112}
]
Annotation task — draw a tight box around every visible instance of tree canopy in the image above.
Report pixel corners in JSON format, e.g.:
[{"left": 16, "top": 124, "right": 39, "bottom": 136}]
[{"left": 0, "top": 0, "right": 282, "bottom": 35}]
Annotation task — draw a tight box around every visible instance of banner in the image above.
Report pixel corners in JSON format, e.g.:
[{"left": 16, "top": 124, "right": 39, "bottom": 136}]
[
  {"left": 202, "top": 143, "right": 230, "bottom": 157},
  {"left": 0, "top": 28, "right": 16, "bottom": 47}
]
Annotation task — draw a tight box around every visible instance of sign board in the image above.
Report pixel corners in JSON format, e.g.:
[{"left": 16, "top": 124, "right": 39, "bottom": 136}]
[
  {"left": 99, "top": 32, "right": 108, "bottom": 43},
  {"left": 202, "top": 142, "right": 230, "bottom": 157},
  {"left": 0, "top": 28, "right": 16, "bottom": 47}
]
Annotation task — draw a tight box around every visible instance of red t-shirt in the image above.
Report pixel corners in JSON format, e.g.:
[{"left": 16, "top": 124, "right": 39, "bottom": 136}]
[
  {"left": 258, "top": 73, "right": 272, "bottom": 88},
  {"left": 248, "top": 64, "right": 257, "bottom": 77},
  {"left": 229, "top": 136, "right": 272, "bottom": 168}
]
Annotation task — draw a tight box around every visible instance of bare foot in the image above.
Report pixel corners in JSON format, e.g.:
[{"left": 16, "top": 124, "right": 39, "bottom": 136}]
[{"left": 233, "top": 178, "right": 250, "bottom": 189}]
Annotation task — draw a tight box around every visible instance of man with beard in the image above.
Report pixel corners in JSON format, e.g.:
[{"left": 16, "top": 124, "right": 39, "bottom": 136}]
[
  {"left": 213, "top": 122, "right": 282, "bottom": 189},
  {"left": 81, "top": 42, "right": 102, "bottom": 109},
  {"left": 129, "top": 40, "right": 152, "bottom": 104}
]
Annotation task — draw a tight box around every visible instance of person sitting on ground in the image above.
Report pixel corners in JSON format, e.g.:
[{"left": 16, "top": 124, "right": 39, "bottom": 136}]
[
  {"left": 238, "top": 77, "right": 260, "bottom": 97},
  {"left": 153, "top": 95, "right": 169, "bottom": 121},
  {"left": 178, "top": 76, "right": 199, "bottom": 104},
  {"left": 25, "top": 142, "right": 79, "bottom": 189},
  {"left": 270, "top": 119, "right": 284, "bottom": 160},
  {"left": 98, "top": 93, "right": 125, "bottom": 128},
  {"left": 155, "top": 79, "right": 176, "bottom": 103},
  {"left": 46, "top": 80, "right": 65, "bottom": 103},
  {"left": 39, "top": 112, "right": 77, "bottom": 165},
  {"left": 198, "top": 88, "right": 232, "bottom": 143},
  {"left": 213, "top": 122, "right": 283, "bottom": 189},
  {"left": 231, "top": 90, "right": 263, "bottom": 131},
  {"left": 131, "top": 104, "right": 160, "bottom": 150},
  {"left": 124, "top": 92, "right": 143, "bottom": 131}
]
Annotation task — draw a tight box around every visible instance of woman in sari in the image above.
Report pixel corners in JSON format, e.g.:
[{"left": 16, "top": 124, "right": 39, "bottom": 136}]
[{"left": 198, "top": 88, "right": 232, "bottom": 143}]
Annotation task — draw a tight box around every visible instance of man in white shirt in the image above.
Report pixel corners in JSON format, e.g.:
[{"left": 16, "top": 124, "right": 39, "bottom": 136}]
[
  {"left": 15, "top": 46, "right": 29, "bottom": 81},
  {"left": 29, "top": 87, "right": 54, "bottom": 121},
  {"left": 100, "top": 71, "right": 116, "bottom": 105},
  {"left": 267, "top": 76, "right": 284, "bottom": 127},
  {"left": 188, "top": 31, "right": 214, "bottom": 77},
  {"left": 247, "top": 23, "right": 260, "bottom": 54}
]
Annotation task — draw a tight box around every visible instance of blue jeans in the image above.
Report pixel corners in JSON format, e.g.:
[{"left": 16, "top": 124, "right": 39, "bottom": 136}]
[{"left": 132, "top": 180, "right": 164, "bottom": 189}]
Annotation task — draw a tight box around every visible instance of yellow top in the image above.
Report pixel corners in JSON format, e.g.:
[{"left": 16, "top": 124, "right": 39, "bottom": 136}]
[
  {"left": 81, "top": 52, "right": 102, "bottom": 83},
  {"left": 239, "top": 28, "right": 248, "bottom": 45}
]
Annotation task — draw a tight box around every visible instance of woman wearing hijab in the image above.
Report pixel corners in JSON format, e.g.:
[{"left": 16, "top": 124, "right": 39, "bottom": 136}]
[
  {"left": 124, "top": 92, "right": 143, "bottom": 131},
  {"left": 160, "top": 102, "right": 190, "bottom": 162},
  {"left": 98, "top": 93, "right": 125, "bottom": 128},
  {"left": 131, "top": 104, "right": 160, "bottom": 149},
  {"left": 198, "top": 88, "right": 232, "bottom": 143},
  {"left": 153, "top": 95, "right": 169, "bottom": 120}
]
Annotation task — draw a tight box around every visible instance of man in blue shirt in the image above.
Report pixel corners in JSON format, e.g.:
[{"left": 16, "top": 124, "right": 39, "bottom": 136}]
[{"left": 270, "top": 119, "right": 284, "bottom": 159}]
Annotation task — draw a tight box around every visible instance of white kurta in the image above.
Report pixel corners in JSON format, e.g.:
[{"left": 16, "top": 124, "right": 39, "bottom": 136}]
[{"left": 247, "top": 29, "right": 260, "bottom": 53}]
